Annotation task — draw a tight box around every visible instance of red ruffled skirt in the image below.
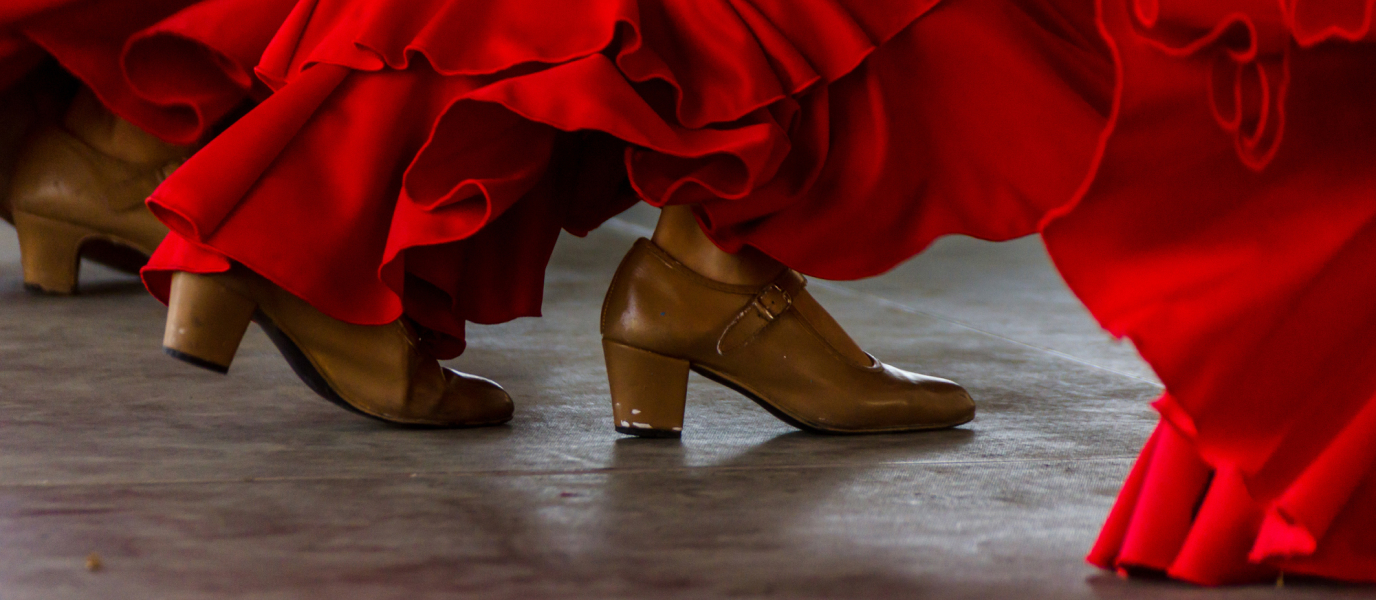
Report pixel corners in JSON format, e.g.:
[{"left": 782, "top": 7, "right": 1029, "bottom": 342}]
[
  {"left": 1, "top": 0, "right": 295, "bottom": 144},
  {"left": 1065, "top": 0, "right": 1376, "bottom": 585},
  {"left": 139, "top": 0, "right": 1376, "bottom": 585},
  {"left": 143, "top": 0, "right": 1110, "bottom": 356}
]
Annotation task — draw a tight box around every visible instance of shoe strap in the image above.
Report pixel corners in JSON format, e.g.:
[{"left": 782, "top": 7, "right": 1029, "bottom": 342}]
[{"left": 716, "top": 271, "right": 807, "bottom": 355}]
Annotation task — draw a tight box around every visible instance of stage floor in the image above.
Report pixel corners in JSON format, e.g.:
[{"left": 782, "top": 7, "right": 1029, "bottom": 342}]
[{"left": 0, "top": 205, "right": 1360, "bottom": 598}]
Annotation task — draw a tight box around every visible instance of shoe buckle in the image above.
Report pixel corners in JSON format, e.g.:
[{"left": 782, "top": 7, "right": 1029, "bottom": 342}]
[
  {"left": 717, "top": 283, "right": 794, "bottom": 355},
  {"left": 753, "top": 283, "right": 792, "bottom": 321}
]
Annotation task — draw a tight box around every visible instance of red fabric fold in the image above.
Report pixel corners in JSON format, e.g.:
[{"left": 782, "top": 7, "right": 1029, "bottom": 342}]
[
  {"left": 1251, "top": 390, "right": 1376, "bottom": 564},
  {"left": 143, "top": 0, "right": 977, "bottom": 356},
  {"left": 1068, "top": 0, "right": 1376, "bottom": 584},
  {"left": 1288, "top": 0, "right": 1376, "bottom": 45},
  {"left": 2, "top": 0, "right": 292, "bottom": 144}
]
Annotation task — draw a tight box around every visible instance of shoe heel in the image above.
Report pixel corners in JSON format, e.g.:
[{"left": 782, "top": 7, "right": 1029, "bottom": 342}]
[
  {"left": 163, "top": 271, "right": 257, "bottom": 374},
  {"left": 603, "top": 339, "right": 689, "bottom": 438},
  {"left": 13, "top": 211, "right": 91, "bottom": 294}
]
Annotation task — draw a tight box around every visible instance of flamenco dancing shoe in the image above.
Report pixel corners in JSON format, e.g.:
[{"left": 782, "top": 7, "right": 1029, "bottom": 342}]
[
  {"left": 7, "top": 88, "right": 187, "bottom": 294},
  {"left": 599, "top": 207, "right": 975, "bottom": 438},
  {"left": 162, "top": 269, "right": 515, "bottom": 427}
]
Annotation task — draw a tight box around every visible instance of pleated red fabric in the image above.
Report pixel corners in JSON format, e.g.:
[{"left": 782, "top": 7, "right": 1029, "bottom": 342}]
[
  {"left": 1066, "top": 0, "right": 1376, "bottom": 584},
  {"left": 137, "top": 0, "right": 1376, "bottom": 584},
  {"left": 1, "top": 0, "right": 294, "bottom": 144}
]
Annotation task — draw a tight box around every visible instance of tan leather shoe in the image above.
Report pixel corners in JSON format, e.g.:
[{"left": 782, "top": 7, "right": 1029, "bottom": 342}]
[
  {"left": 600, "top": 235, "right": 975, "bottom": 438},
  {"left": 162, "top": 269, "right": 515, "bottom": 427},
  {"left": 7, "top": 88, "right": 185, "bottom": 294}
]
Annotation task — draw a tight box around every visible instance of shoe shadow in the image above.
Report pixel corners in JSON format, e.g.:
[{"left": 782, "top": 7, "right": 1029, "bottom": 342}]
[
  {"left": 0, "top": 272, "right": 146, "bottom": 297},
  {"left": 583, "top": 428, "right": 977, "bottom": 596}
]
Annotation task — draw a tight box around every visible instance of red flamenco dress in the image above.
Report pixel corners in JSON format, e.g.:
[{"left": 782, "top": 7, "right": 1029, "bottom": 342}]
[
  {"left": 1, "top": 0, "right": 296, "bottom": 145},
  {"left": 1071, "top": 0, "right": 1376, "bottom": 585},
  {"left": 139, "top": 0, "right": 1376, "bottom": 585}
]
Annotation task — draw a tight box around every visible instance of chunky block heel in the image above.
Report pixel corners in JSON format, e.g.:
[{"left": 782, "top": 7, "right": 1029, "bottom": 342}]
[
  {"left": 603, "top": 339, "right": 691, "bottom": 438},
  {"left": 163, "top": 271, "right": 258, "bottom": 373},
  {"left": 13, "top": 210, "right": 93, "bottom": 295}
]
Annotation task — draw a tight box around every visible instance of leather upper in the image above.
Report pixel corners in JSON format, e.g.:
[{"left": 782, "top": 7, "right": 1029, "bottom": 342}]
[{"left": 603, "top": 238, "right": 975, "bottom": 432}]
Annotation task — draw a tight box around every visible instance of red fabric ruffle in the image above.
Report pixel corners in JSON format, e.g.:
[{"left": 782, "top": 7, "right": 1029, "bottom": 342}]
[
  {"left": 146, "top": 60, "right": 634, "bottom": 358},
  {"left": 1059, "top": 0, "right": 1376, "bottom": 584},
  {"left": 1, "top": 0, "right": 294, "bottom": 144},
  {"left": 1288, "top": 0, "right": 1376, "bottom": 46},
  {"left": 153, "top": 0, "right": 1094, "bottom": 356},
  {"left": 1087, "top": 409, "right": 1376, "bottom": 584}
]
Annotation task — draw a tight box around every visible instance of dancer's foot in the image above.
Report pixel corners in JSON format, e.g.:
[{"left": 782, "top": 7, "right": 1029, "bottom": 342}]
[
  {"left": 599, "top": 205, "right": 975, "bottom": 438},
  {"left": 163, "top": 269, "right": 515, "bottom": 427},
  {"left": 7, "top": 88, "right": 186, "bottom": 294}
]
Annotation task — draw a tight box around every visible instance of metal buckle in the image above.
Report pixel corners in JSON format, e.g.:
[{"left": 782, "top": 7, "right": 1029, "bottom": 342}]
[{"left": 753, "top": 283, "right": 792, "bottom": 320}]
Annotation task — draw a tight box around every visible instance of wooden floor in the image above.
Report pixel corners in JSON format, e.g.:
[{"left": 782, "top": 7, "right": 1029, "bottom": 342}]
[{"left": 0, "top": 205, "right": 1361, "bottom": 599}]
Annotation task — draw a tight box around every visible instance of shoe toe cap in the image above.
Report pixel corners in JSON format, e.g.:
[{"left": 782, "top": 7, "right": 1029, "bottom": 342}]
[
  {"left": 440, "top": 369, "right": 516, "bottom": 426},
  {"left": 883, "top": 364, "right": 976, "bottom": 427}
]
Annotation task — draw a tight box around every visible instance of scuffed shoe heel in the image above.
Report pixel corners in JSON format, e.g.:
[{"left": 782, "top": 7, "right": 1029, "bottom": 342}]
[
  {"left": 163, "top": 271, "right": 257, "bottom": 373},
  {"left": 603, "top": 339, "right": 689, "bottom": 438}
]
